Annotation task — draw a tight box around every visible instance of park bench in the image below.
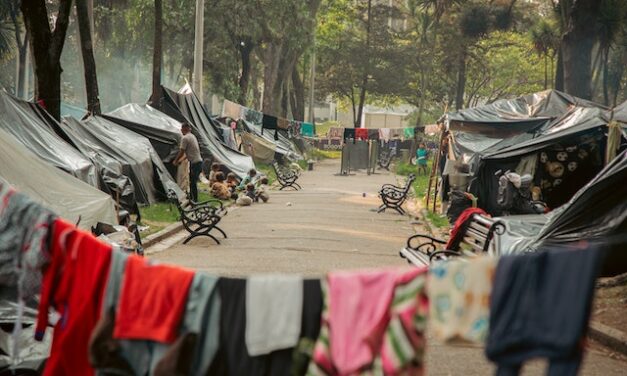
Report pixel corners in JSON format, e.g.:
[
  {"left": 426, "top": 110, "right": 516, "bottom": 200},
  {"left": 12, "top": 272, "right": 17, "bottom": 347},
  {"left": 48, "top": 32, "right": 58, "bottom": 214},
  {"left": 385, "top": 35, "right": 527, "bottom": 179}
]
[
  {"left": 377, "top": 174, "right": 416, "bottom": 215},
  {"left": 399, "top": 214, "right": 505, "bottom": 266},
  {"left": 272, "top": 160, "right": 302, "bottom": 190},
  {"left": 167, "top": 189, "right": 228, "bottom": 245}
]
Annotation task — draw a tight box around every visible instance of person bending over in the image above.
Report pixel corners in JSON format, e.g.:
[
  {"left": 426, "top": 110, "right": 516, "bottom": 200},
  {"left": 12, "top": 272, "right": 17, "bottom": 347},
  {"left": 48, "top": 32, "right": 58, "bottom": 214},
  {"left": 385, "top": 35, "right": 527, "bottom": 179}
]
[{"left": 174, "top": 123, "right": 202, "bottom": 201}]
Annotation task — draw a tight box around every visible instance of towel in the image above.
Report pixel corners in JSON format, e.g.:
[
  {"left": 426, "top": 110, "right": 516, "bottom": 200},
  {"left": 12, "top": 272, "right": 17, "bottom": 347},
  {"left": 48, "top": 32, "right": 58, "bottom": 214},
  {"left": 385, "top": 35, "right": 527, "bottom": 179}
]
[
  {"left": 355, "top": 128, "right": 368, "bottom": 140},
  {"left": 379, "top": 128, "right": 391, "bottom": 142},
  {"left": 222, "top": 100, "right": 242, "bottom": 119},
  {"left": 245, "top": 275, "right": 303, "bottom": 356}
]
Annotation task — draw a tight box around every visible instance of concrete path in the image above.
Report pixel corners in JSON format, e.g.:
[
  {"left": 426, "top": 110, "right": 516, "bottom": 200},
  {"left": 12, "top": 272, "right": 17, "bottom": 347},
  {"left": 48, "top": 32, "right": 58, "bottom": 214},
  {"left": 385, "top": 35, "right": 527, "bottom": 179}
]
[{"left": 151, "top": 159, "right": 626, "bottom": 375}]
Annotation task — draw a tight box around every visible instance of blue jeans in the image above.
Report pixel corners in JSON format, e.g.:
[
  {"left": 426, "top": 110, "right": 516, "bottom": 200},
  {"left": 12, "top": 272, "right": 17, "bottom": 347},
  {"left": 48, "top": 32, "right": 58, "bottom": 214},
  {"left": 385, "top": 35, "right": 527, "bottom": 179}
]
[{"left": 189, "top": 161, "right": 203, "bottom": 202}]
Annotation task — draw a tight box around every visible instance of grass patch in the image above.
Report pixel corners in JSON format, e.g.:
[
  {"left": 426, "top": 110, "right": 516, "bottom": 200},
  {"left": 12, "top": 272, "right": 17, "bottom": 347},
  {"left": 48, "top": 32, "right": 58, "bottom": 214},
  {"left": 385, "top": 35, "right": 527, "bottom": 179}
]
[
  {"left": 315, "top": 120, "right": 341, "bottom": 137},
  {"left": 256, "top": 163, "right": 277, "bottom": 185},
  {"left": 426, "top": 211, "right": 449, "bottom": 228},
  {"left": 308, "top": 148, "right": 342, "bottom": 160}
]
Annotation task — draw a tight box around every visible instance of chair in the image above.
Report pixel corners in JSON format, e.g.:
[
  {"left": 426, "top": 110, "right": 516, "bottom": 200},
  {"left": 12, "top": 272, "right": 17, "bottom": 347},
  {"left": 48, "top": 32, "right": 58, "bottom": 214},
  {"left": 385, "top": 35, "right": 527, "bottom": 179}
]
[{"left": 271, "top": 160, "right": 302, "bottom": 190}]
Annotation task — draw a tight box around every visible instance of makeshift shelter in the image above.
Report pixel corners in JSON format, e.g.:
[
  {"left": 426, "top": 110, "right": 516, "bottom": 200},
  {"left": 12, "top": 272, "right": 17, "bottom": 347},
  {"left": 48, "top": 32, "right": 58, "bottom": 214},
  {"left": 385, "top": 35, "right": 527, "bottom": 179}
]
[
  {"left": 0, "top": 91, "right": 98, "bottom": 187},
  {"left": 58, "top": 116, "right": 181, "bottom": 205},
  {"left": 240, "top": 132, "right": 278, "bottom": 163},
  {"left": 104, "top": 103, "right": 183, "bottom": 179},
  {"left": 470, "top": 107, "right": 612, "bottom": 215},
  {"left": 240, "top": 119, "right": 303, "bottom": 160},
  {"left": 0, "top": 129, "right": 117, "bottom": 229},
  {"left": 155, "top": 85, "right": 255, "bottom": 178}
]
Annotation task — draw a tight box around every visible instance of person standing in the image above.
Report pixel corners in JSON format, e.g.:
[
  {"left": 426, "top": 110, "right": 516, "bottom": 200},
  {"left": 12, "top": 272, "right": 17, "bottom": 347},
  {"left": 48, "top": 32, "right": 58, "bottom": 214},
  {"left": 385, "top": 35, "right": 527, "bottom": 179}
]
[
  {"left": 173, "top": 123, "right": 203, "bottom": 202},
  {"left": 416, "top": 142, "right": 428, "bottom": 175}
]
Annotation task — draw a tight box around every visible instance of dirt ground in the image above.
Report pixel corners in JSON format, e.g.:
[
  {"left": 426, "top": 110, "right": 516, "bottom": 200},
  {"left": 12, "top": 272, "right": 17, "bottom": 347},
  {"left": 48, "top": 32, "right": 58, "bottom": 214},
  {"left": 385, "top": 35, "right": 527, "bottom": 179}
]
[{"left": 149, "top": 158, "right": 627, "bottom": 375}]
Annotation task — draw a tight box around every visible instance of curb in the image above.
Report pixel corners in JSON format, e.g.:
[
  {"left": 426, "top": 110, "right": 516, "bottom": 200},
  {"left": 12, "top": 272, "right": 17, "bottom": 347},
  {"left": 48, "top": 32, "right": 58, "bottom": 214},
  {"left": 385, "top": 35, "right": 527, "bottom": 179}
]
[
  {"left": 142, "top": 222, "right": 183, "bottom": 249},
  {"left": 589, "top": 321, "right": 627, "bottom": 356}
]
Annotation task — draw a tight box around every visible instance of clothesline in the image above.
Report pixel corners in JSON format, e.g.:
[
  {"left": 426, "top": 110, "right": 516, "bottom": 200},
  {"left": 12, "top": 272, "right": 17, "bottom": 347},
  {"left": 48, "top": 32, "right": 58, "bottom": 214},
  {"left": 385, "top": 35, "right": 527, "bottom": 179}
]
[
  {"left": 0, "top": 182, "right": 607, "bottom": 376},
  {"left": 222, "top": 99, "right": 315, "bottom": 137}
]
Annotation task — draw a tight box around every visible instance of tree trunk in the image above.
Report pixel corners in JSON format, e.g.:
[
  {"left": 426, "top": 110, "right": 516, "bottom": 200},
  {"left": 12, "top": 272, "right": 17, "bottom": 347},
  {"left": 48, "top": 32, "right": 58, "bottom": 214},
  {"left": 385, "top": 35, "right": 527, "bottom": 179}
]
[
  {"left": 21, "top": 0, "right": 73, "bottom": 121},
  {"left": 291, "top": 67, "right": 305, "bottom": 121},
  {"left": 455, "top": 48, "right": 467, "bottom": 110},
  {"left": 355, "top": 0, "right": 372, "bottom": 128},
  {"left": 251, "top": 57, "right": 262, "bottom": 110},
  {"left": 262, "top": 42, "right": 282, "bottom": 114},
  {"left": 238, "top": 42, "right": 253, "bottom": 106},
  {"left": 555, "top": 47, "right": 564, "bottom": 91},
  {"left": 544, "top": 54, "right": 548, "bottom": 90},
  {"left": 561, "top": 0, "right": 601, "bottom": 99},
  {"left": 280, "top": 78, "right": 290, "bottom": 118},
  {"left": 150, "top": 0, "right": 163, "bottom": 105},
  {"left": 76, "top": 0, "right": 101, "bottom": 115}
]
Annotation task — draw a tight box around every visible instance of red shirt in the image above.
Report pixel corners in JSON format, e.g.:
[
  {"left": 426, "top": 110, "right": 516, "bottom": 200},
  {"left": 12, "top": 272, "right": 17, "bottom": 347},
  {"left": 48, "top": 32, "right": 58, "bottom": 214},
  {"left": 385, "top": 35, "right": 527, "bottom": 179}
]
[
  {"left": 37, "top": 219, "right": 112, "bottom": 376},
  {"left": 113, "top": 255, "right": 195, "bottom": 343}
]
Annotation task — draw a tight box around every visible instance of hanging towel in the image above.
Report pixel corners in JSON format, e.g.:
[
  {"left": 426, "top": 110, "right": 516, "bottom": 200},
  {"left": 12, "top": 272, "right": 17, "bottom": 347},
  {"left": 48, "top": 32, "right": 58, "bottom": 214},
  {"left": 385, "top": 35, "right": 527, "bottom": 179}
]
[
  {"left": 328, "top": 127, "right": 344, "bottom": 139},
  {"left": 343, "top": 128, "right": 355, "bottom": 140},
  {"left": 367, "top": 129, "right": 379, "bottom": 140},
  {"left": 277, "top": 118, "right": 290, "bottom": 130},
  {"left": 486, "top": 245, "right": 605, "bottom": 375},
  {"left": 36, "top": 219, "right": 113, "bottom": 376},
  {"left": 310, "top": 268, "right": 428, "bottom": 375},
  {"left": 262, "top": 114, "right": 278, "bottom": 130},
  {"left": 222, "top": 99, "right": 242, "bottom": 119},
  {"left": 301, "top": 122, "right": 315, "bottom": 137},
  {"left": 379, "top": 128, "right": 391, "bottom": 142},
  {"left": 113, "top": 256, "right": 195, "bottom": 343},
  {"left": 245, "top": 275, "right": 303, "bottom": 356},
  {"left": 403, "top": 127, "right": 415, "bottom": 139},
  {"left": 428, "top": 256, "right": 497, "bottom": 343},
  {"left": 354, "top": 128, "right": 368, "bottom": 140},
  {"left": 389, "top": 128, "right": 403, "bottom": 139}
]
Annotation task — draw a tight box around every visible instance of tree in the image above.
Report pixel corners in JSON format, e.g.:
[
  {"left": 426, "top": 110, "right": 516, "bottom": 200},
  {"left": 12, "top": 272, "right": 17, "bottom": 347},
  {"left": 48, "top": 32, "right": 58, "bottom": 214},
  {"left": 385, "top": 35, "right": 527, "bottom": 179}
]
[
  {"left": 21, "top": 0, "right": 73, "bottom": 121},
  {"left": 149, "top": 0, "right": 162, "bottom": 104},
  {"left": 531, "top": 19, "right": 559, "bottom": 90},
  {"left": 76, "top": 0, "right": 101, "bottom": 114},
  {"left": 557, "top": 0, "right": 602, "bottom": 100}
]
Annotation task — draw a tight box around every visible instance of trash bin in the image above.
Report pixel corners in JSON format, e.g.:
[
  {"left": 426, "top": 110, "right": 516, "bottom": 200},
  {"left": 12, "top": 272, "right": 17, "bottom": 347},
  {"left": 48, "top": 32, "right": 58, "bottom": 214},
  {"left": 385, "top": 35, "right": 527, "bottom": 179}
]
[{"left": 308, "top": 160, "right": 314, "bottom": 171}]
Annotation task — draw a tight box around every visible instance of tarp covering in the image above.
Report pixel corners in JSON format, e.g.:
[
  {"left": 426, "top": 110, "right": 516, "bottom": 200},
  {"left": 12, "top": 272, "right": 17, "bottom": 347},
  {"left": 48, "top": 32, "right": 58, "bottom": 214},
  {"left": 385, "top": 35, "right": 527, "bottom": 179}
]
[
  {"left": 443, "top": 89, "right": 605, "bottom": 135},
  {"left": 103, "top": 103, "right": 183, "bottom": 179},
  {"left": 470, "top": 107, "right": 610, "bottom": 215},
  {"left": 156, "top": 85, "right": 255, "bottom": 178},
  {"left": 59, "top": 116, "right": 181, "bottom": 205},
  {"left": 240, "top": 132, "right": 277, "bottom": 163},
  {"left": 240, "top": 119, "right": 303, "bottom": 160},
  {"left": 0, "top": 91, "right": 98, "bottom": 187},
  {"left": 61, "top": 101, "right": 87, "bottom": 120},
  {"left": 0, "top": 129, "right": 117, "bottom": 229}
]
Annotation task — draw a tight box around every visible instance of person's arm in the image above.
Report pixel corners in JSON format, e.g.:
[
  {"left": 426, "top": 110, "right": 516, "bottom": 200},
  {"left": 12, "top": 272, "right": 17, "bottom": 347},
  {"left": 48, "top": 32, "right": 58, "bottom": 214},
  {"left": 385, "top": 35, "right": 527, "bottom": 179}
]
[{"left": 173, "top": 149, "right": 185, "bottom": 165}]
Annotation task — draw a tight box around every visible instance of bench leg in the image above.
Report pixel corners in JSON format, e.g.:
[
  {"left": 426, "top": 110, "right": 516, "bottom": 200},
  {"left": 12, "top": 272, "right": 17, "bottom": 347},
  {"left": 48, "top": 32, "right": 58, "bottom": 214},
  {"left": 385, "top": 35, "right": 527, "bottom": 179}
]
[
  {"left": 213, "top": 226, "right": 228, "bottom": 239},
  {"left": 377, "top": 204, "right": 386, "bottom": 213},
  {"left": 293, "top": 182, "right": 302, "bottom": 190},
  {"left": 183, "top": 232, "right": 221, "bottom": 245},
  {"left": 394, "top": 206, "right": 406, "bottom": 215}
]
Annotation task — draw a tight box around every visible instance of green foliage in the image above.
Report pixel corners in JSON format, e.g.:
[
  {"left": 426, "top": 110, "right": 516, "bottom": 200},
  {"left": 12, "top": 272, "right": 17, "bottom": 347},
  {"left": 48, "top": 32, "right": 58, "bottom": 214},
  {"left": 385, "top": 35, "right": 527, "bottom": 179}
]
[
  {"left": 426, "top": 211, "right": 449, "bottom": 228},
  {"left": 316, "top": 120, "right": 341, "bottom": 136},
  {"left": 308, "top": 149, "right": 341, "bottom": 160}
]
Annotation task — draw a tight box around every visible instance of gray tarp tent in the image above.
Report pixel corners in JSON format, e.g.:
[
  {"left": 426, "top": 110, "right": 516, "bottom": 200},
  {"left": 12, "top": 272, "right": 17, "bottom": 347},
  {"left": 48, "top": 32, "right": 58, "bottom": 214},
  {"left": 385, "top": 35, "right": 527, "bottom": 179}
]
[
  {"left": 59, "top": 116, "right": 182, "bottom": 205},
  {"left": 0, "top": 129, "right": 117, "bottom": 229},
  {"left": 470, "top": 107, "right": 612, "bottom": 214},
  {"left": 0, "top": 91, "right": 98, "bottom": 187},
  {"left": 155, "top": 85, "right": 255, "bottom": 178},
  {"left": 103, "top": 103, "right": 183, "bottom": 179},
  {"left": 240, "top": 119, "right": 303, "bottom": 160}
]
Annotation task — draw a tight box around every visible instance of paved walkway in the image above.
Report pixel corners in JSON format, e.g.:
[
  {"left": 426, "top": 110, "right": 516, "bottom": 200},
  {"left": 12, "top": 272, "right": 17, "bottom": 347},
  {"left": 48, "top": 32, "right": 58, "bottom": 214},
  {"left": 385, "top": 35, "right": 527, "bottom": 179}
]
[{"left": 151, "top": 159, "right": 626, "bottom": 375}]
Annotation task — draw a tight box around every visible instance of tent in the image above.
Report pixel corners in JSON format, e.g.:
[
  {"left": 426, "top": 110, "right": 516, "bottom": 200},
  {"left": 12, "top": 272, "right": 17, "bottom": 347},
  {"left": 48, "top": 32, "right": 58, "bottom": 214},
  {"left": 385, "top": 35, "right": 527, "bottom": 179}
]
[
  {"left": 0, "top": 91, "right": 98, "bottom": 187},
  {"left": 103, "top": 103, "right": 183, "bottom": 179},
  {"left": 155, "top": 85, "right": 255, "bottom": 178},
  {"left": 0, "top": 129, "right": 117, "bottom": 229},
  {"left": 240, "top": 119, "right": 303, "bottom": 160},
  {"left": 240, "top": 132, "right": 278, "bottom": 163},
  {"left": 470, "top": 107, "right": 612, "bottom": 214},
  {"left": 59, "top": 116, "right": 181, "bottom": 205},
  {"left": 442, "top": 90, "right": 607, "bottom": 168}
]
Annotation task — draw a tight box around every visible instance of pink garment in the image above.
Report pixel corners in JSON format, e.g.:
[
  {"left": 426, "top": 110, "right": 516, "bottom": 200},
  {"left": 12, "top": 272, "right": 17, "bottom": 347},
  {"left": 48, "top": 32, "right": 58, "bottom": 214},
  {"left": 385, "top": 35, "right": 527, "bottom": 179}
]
[{"left": 327, "top": 268, "right": 424, "bottom": 375}]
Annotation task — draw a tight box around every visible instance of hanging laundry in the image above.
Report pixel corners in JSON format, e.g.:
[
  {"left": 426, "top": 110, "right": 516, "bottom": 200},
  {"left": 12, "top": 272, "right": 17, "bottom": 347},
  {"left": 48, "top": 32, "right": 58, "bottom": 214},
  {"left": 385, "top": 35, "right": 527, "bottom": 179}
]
[
  {"left": 292, "top": 280, "right": 323, "bottom": 375},
  {"left": 379, "top": 128, "right": 391, "bottom": 142},
  {"left": 328, "top": 127, "right": 344, "bottom": 139},
  {"left": 36, "top": 219, "right": 113, "bottom": 376},
  {"left": 389, "top": 128, "right": 404, "bottom": 140},
  {"left": 113, "top": 256, "right": 195, "bottom": 343},
  {"left": 404, "top": 127, "right": 415, "bottom": 139},
  {"left": 277, "top": 118, "right": 291, "bottom": 130},
  {"left": 309, "top": 268, "right": 429, "bottom": 375},
  {"left": 301, "top": 122, "right": 315, "bottom": 137},
  {"left": 343, "top": 128, "right": 356, "bottom": 140},
  {"left": 290, "top": 120, "right": 302, "bottom": 138},
  {"left": 244, "top": 108, "right": 263, "bottom": 125},
  {"left": 367, "top": 129, "right": 380, "bottom": 141},
  {"left": 0, "top": 180, "right": 54, "bottom": 302},
  {"left": 354, "top": 128, "right": 368, "bottom": 140},
  {"left": 222, "top": 99, "right": 242, "bottom": 120},
  {"left": 262, "top": 114, "right": 278, "bottom": 130},
  {"left": 428, "top": 257, "right": 497, "bottom": 343},
  {"left": 246, "top": 275, "right": 303, "bottom": 356},
  {"left": 486, "top": 246, "right": 605, "bottom": 376}
]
